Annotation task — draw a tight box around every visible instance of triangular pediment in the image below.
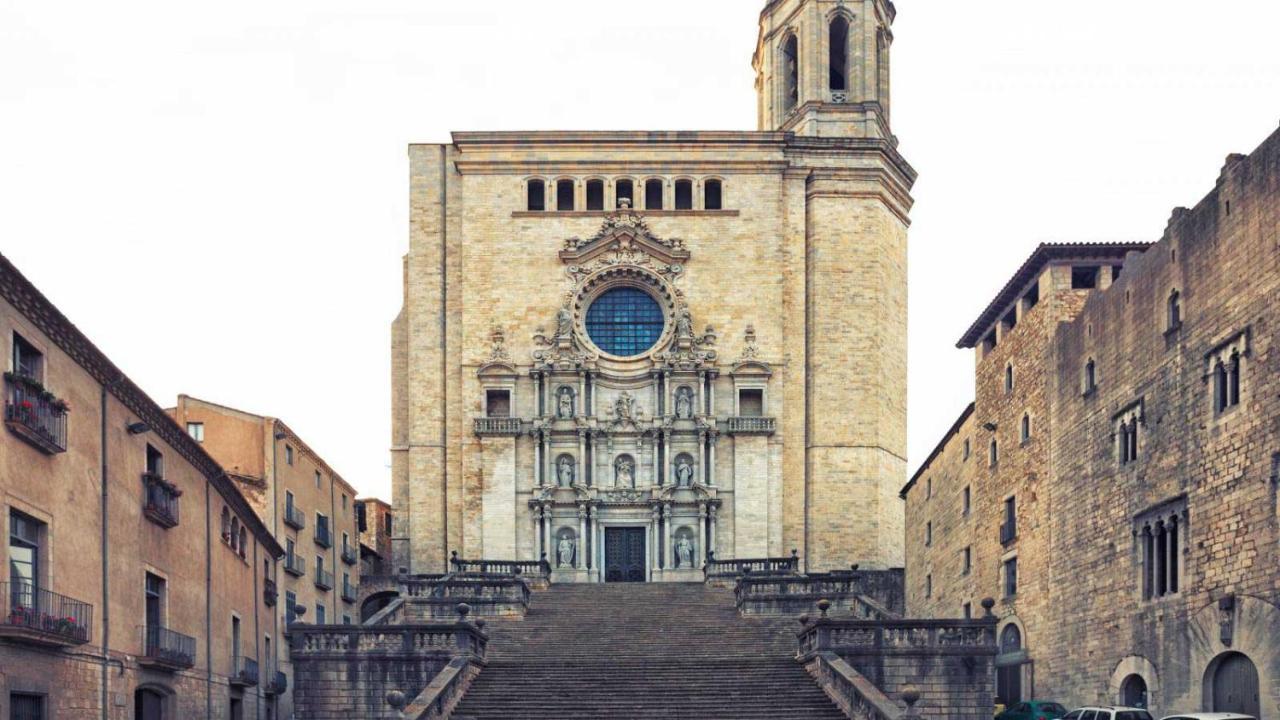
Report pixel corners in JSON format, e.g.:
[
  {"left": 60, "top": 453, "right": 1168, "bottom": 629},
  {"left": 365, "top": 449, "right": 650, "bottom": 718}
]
[{"left": 559, "top": 210, "right": 690, "bottom": 267}]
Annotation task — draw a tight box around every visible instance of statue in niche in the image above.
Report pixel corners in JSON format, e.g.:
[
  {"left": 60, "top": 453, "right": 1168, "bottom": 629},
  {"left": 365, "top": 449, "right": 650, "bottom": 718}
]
[
  {"left": 557, "top": 387, "right": 574, "bottom": 419},
  {"left": 615, "top": 456, "right": 635, "bottom": 488},
  {"left": 675, "top": 535, "right": 694, "bottom": 569},
  {"left": 676, "top": 307, "right": 693, "bottom": 339},
  {"left": 555, "top": 306, "right": 573, "bottom": 339},
  {"left": 557, "top": 456, "right": 575, "bottom": 487},
  {"left": 557, "top": 535, "right": 576, "bottom": 568},
  {"left": 675, "top": 386, "right": 694, "bottom": 419},
  {"left": 615, "top": 392, "right": 636, "bottom": 421},
  {"left": 675, "top": 456, "right": 694, "bottom": 487}
]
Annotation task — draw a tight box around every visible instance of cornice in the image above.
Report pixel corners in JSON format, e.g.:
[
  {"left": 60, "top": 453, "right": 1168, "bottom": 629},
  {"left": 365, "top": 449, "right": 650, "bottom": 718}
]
[{"left": 453, "top": 160, "right": 790, "bottom": 176}]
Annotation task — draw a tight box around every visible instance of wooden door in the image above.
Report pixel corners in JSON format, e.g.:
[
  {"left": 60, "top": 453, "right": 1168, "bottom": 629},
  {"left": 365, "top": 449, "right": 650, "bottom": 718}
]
[
  {"left": 1212, "top": 652, "right": 1260, "bottom": 716},
  {"left": 605, "top": 528, "right": 646, "bottom": 582}
]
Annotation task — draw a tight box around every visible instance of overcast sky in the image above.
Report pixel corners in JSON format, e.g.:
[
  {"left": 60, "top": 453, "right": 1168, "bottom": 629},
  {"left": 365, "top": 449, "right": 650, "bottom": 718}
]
[{"left": 3, "top": 1, "right": 1278, "bottom": 501}]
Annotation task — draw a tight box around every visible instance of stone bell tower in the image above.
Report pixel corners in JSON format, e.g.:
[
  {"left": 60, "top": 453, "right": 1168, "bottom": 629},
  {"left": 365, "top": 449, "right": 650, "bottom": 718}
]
[
  {"left": 754, "top": 0, "right": 896, "bottom": 137},
  {"left": 756, "top": 0, "right": 913, "bottom": 571}
]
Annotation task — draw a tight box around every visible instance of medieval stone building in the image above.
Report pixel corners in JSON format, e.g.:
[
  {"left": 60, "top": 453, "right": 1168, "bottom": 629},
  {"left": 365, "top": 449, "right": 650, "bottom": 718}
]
[
  {"left": 391, "top": 0, "right": 915, "bottom": 578},
  {"left": 903, "top": 127, "right": 1280, "bottom": 716}
]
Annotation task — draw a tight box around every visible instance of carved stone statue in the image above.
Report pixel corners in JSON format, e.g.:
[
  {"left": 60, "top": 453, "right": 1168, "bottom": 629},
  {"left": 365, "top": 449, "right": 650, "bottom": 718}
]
[
  {"left": 675, "top": 387, "right": 694, "bottom": 419},
  {"left": 675, "top": 457, "right": 694, "bottom": 487},
  {"left": 615, "top": 456, "right": 635, "bottom": 488},
  {"left": 557, "top": 387, "right": 574, "bottom": 419},
  {"left": 676, "top": 307, "right": 693, "bottom": 339},
  {"left": 675, "top": 536, "right": 694, "bottom": 568},
  {"left": 615, "top": 392, "right": 636, "bottom": 421},
  {"left": 555, "top": 307, "right": 573, "bottom": 339},
  {"left": 557, "top": 536, "right": 576, "bottom": 568},
  {"left": 557, "top": 456, "right": 575, "bottom": 487}
]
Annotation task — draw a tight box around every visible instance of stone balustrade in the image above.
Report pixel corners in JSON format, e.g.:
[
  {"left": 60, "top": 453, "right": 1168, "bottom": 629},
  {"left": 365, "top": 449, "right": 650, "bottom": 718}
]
[
  {"left": 735, "top": 568, "right": 905, "bottom": 617},
  {"left": 805, "top": 651, "right": 907, "bottom": 720},
  {"left": 472, "top": 417, "right": 523, "bottom": 436},
  {"left": 401, "top": 575, "right": 531, "bottom": 620},
  {"left": 703, "top": 550, "right": 799, "bottom": 585},
  {"left": 725, "top": 416, "right": 777, "bottom": 435},
  {"left": 449, "top": 553, "right": 552, "bottom": 588}
]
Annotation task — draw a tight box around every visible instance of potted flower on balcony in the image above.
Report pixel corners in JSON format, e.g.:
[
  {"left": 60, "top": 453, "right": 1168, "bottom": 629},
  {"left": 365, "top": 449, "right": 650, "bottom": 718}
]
[{"left": 8, "top": 605, "right": 32, "bottom": 627}]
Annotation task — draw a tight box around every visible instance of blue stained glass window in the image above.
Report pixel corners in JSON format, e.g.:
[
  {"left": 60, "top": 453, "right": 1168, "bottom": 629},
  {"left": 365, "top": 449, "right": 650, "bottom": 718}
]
[{"left": 585, "top": 287, "right": 665, "bottom": 357}]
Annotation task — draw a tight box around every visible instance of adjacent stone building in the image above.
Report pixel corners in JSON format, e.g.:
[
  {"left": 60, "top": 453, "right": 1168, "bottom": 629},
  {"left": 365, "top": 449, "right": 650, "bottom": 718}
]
[
  {"left": 168, "top": 395, "right": 362, "bottom": 719},
  {"left": 903, "top": 127, "right": 1280, "bottom": 716},
  {"left": 0, "top": 254, "right": 285, "bottom": 720},
  {"left": 355, "top": 497, "right": 394, "bottom": 578},
  {"left": 391, "top": 0, "right": 915, "bottom": 578}
]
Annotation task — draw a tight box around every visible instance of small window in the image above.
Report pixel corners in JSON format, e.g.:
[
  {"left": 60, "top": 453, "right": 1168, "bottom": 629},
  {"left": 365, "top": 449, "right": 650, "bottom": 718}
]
[
  {"left": 674, "top": 180, "right": 693, "bottom": 210},
  {"left": 961, "top": 547, "right": 971, "bottom": 575},
  {"left": 704, "top": 179, "right": 723, "bottom": 210},
  {"left": 644, "top": 179, "right": 664, "bottom": 210},
  {"left": 989, "top": 439, "right": 999, "bottom": 467},
  {"left": 1005, "top": 364, "right": 1014, "bottom": 394},
  {"left": 315, "top": 604, "right": 326, "bottom": 625},
  {"left": 556, "top": 179, "right": 574, "bottom": 212},
  {"left": 1020, "top": 414, "right": 1031, "bottom": 443},
  {"left": 486, "top": 389, "right": 511, "bottom": 418},
  {"left": 186, "top": 422, "right": 204, "bottom": 442},
  {"left": 586, "top": 180, "right": 605, "bottom": 211},
  {"left": 230, "top": 517, "right": 240, "bottom": 550},
  {"left": 962, "top": 486, "right": 971, "bottom": 516},
  {"left": 925, "top": 521, "right": 932, "bottom": 546},
  {"left": 925, "top": 573, "right": 932, "bottom": 598},
  {"left": 1118, "top": 419, "right": 1139, "bottom": 465},
  {"left": 1071, "top": 266, "right": 1099, "bottom": 289},
  {"left": 342, "top": 615, "right": 352, "bottom": 625},
  {"left": 314, "top": 470, "right": 321, "bottom": 488},
  {"left": 285, "top": 445, "right": 294, "bottom": 466},
  {"left": 12, "top": 333, "right": 43, "bottom": 382},
  {"left": 1003, "top": 496, "right": 1017, "bottom": 543},
  {"left": 1004, "top": 557, "right": 1018, "bottom": 597},
  {"left": 527, "top": 179, "right": 546, "bottom": 211},
  {"left": 1083, "top": 359, "right": 1097, "bottom": 395},
  {"left": 737, "top": 389, "right": 764, "bottom": 417},
  {"left": 341, "top": 494, "right": 348, "bottom": 511},
  {"left": 1167, "top": 290, "right": 1182, "bottom": 331},
  {"left": 10, "top": 693, "right": 45, "bottom": 720},
  {"left": 145, "top": 444, "right": 164, "bottom": 477},
  {"left": 963, "top": 439, "right": 971, "bottom": 461},
  {"left": 925, "top": 476, "right": 932, "bottom": 500},
  {"left": 962, "top": 602, "right": 971, "bottom": 619},
  {"left": 615, "top": 179, "right": 634, "bottom": 209},
  {"left": 828, "top": 16, "right": 849, "bottom": 92},
  {"left": 384, "top": 512, "right": 392, "bottom": 535}
]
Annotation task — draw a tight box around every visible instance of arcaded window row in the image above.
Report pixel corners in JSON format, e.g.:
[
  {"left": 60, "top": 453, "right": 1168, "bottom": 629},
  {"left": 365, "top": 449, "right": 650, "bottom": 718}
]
[{"left": 526, "top": 177, "right": 724, "bottom": 212}]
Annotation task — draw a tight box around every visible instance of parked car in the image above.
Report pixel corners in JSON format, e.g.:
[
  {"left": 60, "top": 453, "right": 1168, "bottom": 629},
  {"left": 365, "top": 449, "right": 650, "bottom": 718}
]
[
  {"left": 1159, "top": 715, "right": 1256, "bottom": 720},
  {"left": 1064, "top": 708, "right": 1154, "bottom": 720},
  {"left": 998, "top": 701, "right": 1069, "bottom": 720}
]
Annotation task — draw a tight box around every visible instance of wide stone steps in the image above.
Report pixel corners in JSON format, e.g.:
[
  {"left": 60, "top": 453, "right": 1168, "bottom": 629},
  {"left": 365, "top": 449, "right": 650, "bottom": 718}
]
[{"left": 451, "top": 583, "right": 844, "bottom": 719}]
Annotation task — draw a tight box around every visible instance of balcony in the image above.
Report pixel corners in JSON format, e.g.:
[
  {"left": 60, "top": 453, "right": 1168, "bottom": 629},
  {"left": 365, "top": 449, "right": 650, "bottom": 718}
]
[
  {"left": 473, "top": 417, "right": 522, "bottom": 436},
  {"left": 139, "top": 625, "right": 196, "bottom": 671},
  {"left": 141, "top": 473, "right": 181, "bottom": 529},
  {"left": 726, "top": 416, "right": 776, "bottom": 435},
  {"left": 0, "top": 583, "right": 92, "bottom": 647},
  {"left": 313, "top": 524, "right": 331, "bottom": 549},
  {"left": 3, "top": 373, "right": 68, "bottom": 454},
  {"left": 1000, "top": 521, "right": 1017, "bottom": 546},
  {"left": 315, "top": 568, "right": 334, "bottom": 591},
  {"left": 263, "top": 578, "right": 278, "bottom": 607},
  {"left": 283, "top": 503, "right": 305, "bottom": 530},
  {"left": 230, "top": 656, "right": 259, "bottom": 687},
  {"left": 264, "top": 670, "right": 287, "bottom": 696},
  {"left": 342, "top": 582, "right": 357, "bottom": 604},
  {"left": 284, "top": 554, "right": 306, "bottom": 577},
  {"left": 341, "top": 544, "right": 358, "bottom": 565}
]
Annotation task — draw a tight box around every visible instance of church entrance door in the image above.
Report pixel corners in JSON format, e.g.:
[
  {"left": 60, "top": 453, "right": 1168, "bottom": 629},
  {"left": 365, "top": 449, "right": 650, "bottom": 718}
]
[{"left": 604, "top": 527, "right": 646, "bottom": 582}]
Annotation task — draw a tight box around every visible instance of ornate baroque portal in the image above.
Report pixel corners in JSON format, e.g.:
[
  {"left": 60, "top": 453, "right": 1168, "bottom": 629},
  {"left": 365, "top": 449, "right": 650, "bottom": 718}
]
[{"left": 477, "top": 210, "right": 739, "bottom": 582}]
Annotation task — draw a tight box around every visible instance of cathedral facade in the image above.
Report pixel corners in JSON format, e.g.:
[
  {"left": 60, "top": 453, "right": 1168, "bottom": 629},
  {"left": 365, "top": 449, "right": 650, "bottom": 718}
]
[{"left": 391, "top": 0, "right": 914, "bottom": 579}]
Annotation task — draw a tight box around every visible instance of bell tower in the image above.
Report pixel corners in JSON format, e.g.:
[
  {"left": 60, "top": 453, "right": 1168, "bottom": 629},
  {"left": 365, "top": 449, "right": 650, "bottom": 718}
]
[{"left": 754, "top": 0, "right": 896, "bottom": 138}]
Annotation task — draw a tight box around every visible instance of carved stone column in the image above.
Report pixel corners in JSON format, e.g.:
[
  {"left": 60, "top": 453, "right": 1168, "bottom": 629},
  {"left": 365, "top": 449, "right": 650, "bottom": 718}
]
[
  {"left": 651, "top": 506, "right": 662, "bottom": 572},
  {"left": 578, "top": 504, "right": 588, "bottom": 570},
  {"left": 1166, "top": 514, "right": 1178, "bottom": 592},
  {"left": 707, "top": 371, "right": 716, "bottom": 415},
  {"left": 707, "top": 432, "right": 718, "bottom": 486},
  {"left": 577, "top": 430, "right": 587, "bottom": 485},
  {"left": 543, "top": 505, "right": 553, "bottom": 566},
  {"left": 664, "top": 370, "right": 673, "bottom": 415},
  {"left": 708, "top": 504, "right": 718, "bottom": 559},
  {"left": 698, "top": 503, "right": 708, "bottom": 569},
  {"left": 586, "top": 505, "right": 596, "bottom": 571},
  {"left": 533, "top": 505, "right": 544, "bottom": 560},
  {"left": 534, "top": 429, "right": 544, "bottom": 487},
  {"left": 651, "top": 430, "right": 661, "bottom": 485},
  {"left": 543, "top": 430, "right": 552, "bottom": 489},
  {"left": 665, "top": 503, "right": 675, "bottom": 569},
  {"left": 696, "top": 371, "right": 705, "bottom": 416}
]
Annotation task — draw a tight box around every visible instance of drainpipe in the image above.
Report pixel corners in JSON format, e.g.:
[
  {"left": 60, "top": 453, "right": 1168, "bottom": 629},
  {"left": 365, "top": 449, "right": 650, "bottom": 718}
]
[
  {"left": 99, "top": 382, "right": 111, "bottom": 720},
  {"left": 271, "top": 429, "right": 285, "bottom": 719},
  {"left": 439, "top": 144, "right": 449, "bottom": 573},
  {"left": 206, "top": 480, "right": 213, "bottom": 720}
]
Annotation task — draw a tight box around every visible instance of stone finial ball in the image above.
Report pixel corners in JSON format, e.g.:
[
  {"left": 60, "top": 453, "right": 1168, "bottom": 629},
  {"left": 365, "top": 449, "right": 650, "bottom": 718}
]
[
  {"left": 513, "top": 566, "right": 522, "bottom": 575},
  {"left": 980, "top": 597, "right": 996, "bottom": 615},
  {"left": 902, "top": 684, "right": 921, "bottom": 706},
  {"left": 475, "top": 619, "right": 487, "bottom": 629},
  {"left": 798, "top": 614, "right": 810, "bottom": 625},
  {"left": 456, "top": 602, "right": 472, "bottom": 619},
  {"left": 817, "top": 599, "right": 831, "bottom": 616},
  {"left": 385, "top": 690, "right": 407, "bottom": 709}
]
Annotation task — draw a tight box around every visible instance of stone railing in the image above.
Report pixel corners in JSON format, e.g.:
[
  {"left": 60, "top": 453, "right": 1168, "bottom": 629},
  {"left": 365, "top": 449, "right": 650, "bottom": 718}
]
[
  {"left": 401, "top": 575, "right": 531, "bottom": 620},
  {"left": 725, "top": 416, "right": 777, "bottom": 435},
  {"left": 704, "top": 550, "right": 799, "bottom": 584},
  {"left": 472, "top": 417, "right": 523, "bottom": 436},
  {"left": 290, "top": 606, "right": 488, "bottom": 720},
  {"left": 396, "top": 655, "right": 485, "bottom": 720},
  {"left": 450, "top": 553, "right": 552, "bottom": 589},
  {"left": 798, "top": 617, "right": 997, "bottom": 659},
  {"left": 805, "top": 651, "right": 909, "bottom": 720},
  {"left": 736, "top": 568, "right": 905, "bottom": 617}
]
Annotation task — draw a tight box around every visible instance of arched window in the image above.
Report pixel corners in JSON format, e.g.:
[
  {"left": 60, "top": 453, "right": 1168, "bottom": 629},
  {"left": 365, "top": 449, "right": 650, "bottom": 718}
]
[
  {"left": 644, "top": 179, "right": 664, "bottom": 210},
  {"left": 829, "top": 16, "right": 849, "bottom": 92},
  {"left": 556, "top": 179, "right": 574, "bottom": 212},
  {"left": 782, "top": 35, "right": 799, "bottom": 113},
  {"left": 221, "top": 507, "right": 231, "bottom": 542},
  {"left": 1020, "top": 414, "right": 1030, "bottom": 443},
  {"left": 229, "top": 517, "right": 240, "bottom": 550},
  {"left": 704, "top": 179, "right": 723, "bottom": 210},
  {"left": 238, "top": 527, "right": 248, "bottom": 558},
  {"left": 1084, "top": 358, "right": 1097, "bottom": 394},
  {"left": 615, "top": 179, "right": 634, "bottom": 209},
  {"left": 1005, "top": 364, "right": 1014, "bottom": 394},
  {"left": 1167, "top": 290, "right": 1182, "bottom": 330},
  {"left": 586, "top": 179, "right": 605, "bottom": 211},
  {"left": 527, "top": 179, "right": 546, "bottom": 211},
  {"left": 1000, "top": 624, "right": 1022, "bottom": 653},
  {"left": 674, "top": 180, "right": 693, "bottom": 210}
]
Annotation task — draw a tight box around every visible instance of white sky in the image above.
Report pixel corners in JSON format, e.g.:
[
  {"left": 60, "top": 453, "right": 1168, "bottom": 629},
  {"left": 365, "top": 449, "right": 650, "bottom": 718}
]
[{"left": 3, "top": 1, "right": 1278, "bottom": 502}]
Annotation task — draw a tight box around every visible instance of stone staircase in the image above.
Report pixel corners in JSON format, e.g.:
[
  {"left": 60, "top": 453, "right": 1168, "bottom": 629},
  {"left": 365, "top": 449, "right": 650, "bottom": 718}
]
[{"left": 451, "top": 583, "right": 845, "bottom": 719}]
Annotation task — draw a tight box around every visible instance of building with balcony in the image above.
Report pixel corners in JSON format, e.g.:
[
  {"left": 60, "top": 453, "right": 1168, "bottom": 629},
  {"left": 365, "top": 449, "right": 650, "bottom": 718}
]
[
  {"left": 167, "top": 394, "right": 362, "bottom": 718},
  {"left": 0, "top": 253, "right": 284, "bottom": 720},
  {"left": 903, "top": 128, "right": 1280, "bottom": 716}
]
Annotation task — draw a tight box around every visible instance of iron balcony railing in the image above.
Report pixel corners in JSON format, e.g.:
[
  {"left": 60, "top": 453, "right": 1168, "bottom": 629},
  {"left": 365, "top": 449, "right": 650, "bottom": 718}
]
[
  {"left": 231, "top": 656, "right": 259, "bottom": 687},
  {"left": 141, "top": 473, "right": 181, "bottom": 528},
  {"left": 341, "top": 581, "right": 357, "bottom": 603},
  {"left": 263, "top": 578, "right": 278, "bottom": 607},
  {"left": 1, "top": 582, "right": 92, "bottom": 645},
  {"left": 264, "top": 669, "right": 287, "bottom": 695},
  {"left": 341, "top": 543, "right": 358, "bottom": 565},
  {"left": 314, "top": 523, "right": 332, "bottom": 548},
  {"left": 315, "top": 567, "right": 334, "bottom": 591},
  {"left": 141, "top": 624, "right": 196, "bottom": 670},
  {"left": 284, "top": 553, "right": 306, "bottom": 577},
  {"left": 3, "top": 373, "right": 68, "bottom": 454},
  {"left": 283, "top": 503, "right": 306, "bottom": 530}
]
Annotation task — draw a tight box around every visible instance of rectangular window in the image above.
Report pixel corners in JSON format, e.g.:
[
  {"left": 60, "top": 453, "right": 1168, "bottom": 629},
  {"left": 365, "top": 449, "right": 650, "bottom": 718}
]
[
  {"left": 961, "top": 547, "right": 971, "bottom": 575},
  {"left": 486, "top": 389, "right": 511, "bottom": 418},
  {"left": 285, "top": 591, "right": 297, "bottom": 624},
  {"left": 9, "top": 693, "right": 45, "bottom": 720},
  {"left": 314, "top": 470, "right": 321, "bottom": 488},
  {"left": 12, "top": 333, "right": 43, "bottom": 382},
  {"left": 341, "top": 494, "right": 348, "bottom": 511},
  {"left": 145, "top": 444, "right": 164, "bottom": 477},
  {"left": 342, "top": 615, "right": 352, "bottom": 625},
  {"left": 1002, "top": 497, "right": 1017, "bottom": 544},
  {"left": 232, "top": 615, "right": 241, "bottom": 658},
  {"left": 737, "top": 389, "right": 764, "bottom": 417},
  {"left": 674, "top": 180, "right": 693, "bottom": 210},
  {"left": 186, "top": 422, "right": 204, "bottom": 442},
  {"left": 316, "top": 604, "right": 326, "bottom": 625},
  {"left": 144, "top": 572, "right": 165, "bottom": 630},
  {"left": 586, "top": 180, "right": 605, "bottom": 211},
  {"left": 962, "top": 602, "right": 971, "bottom": 619},
  {"left": 962, "top": 486, "right": 971, "bottom": 516},
  {"left": 384, "top": 513, "right": 392, "bottom": 535},
  {"left": 924, "top": 573, "right": 932, "bottom": 598},
  {"left": 1071, "top": 266, "right": 1099, "bottom": 289},
  {"left": 925, "top": 521, "right": 932, "bottom": 547},
  {"left": 1004, "top": 557, "right": 1018, "bottom": 597},
  {"left": 8, "top": 511, "right": 42, "bottom": 595},
  {"left": 285, "top": 445, "right": 294, "bottom": 465}
]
